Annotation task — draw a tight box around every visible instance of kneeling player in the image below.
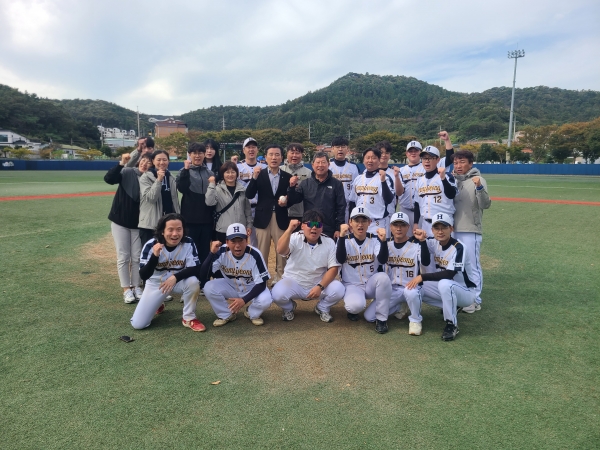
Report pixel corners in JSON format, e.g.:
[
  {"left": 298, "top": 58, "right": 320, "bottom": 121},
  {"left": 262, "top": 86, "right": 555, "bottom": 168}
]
[
  {"left": 365, "top": 212, "right": 430, "bottom": 335},
  {"left": 272, "top": 210, "right": 344, "bottom": 323},
  {"left": 405, "top": 213, "right": 477, "bottom": 341},
  {"left": 131, "top": 213, "right": 204, "bottom": 332},
  {"left": 201, "top": 224, "right": 272, "bottom": 327},
  {"left": 337, "top": 207, "right": 391, "bottom": 333}
]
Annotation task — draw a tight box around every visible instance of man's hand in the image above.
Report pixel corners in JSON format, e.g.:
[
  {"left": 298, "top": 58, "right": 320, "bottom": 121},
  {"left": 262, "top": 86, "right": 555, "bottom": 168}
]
[
  {"left": 472, "top": 176, "right": 481, "bottom": 187},
  {"left": 339, "top": 224, "right": 350, "bottom": 237},
  {"left": 278, "top": 195, "right": 287, "bottom": 207},
  {"left": 437, "top": 166, "right": 446, "bottom": 180},
  {"left": 120, "top": 153, "right": 131, "bottom": 165},
  {"left": 289, "top": 175, "right": 299, "bottom": 187},
  {"left": 306, "top": 284, "right": 322, "bottom": 299},
  {"left": 156, "top": 169, "right": 166, "bottom": 182},
  {"left": 288, "top": 219, "right": 300, "bottom": 231},
  {"left": 438, "top": 131, "right": 450, "bottom": 142},
  {"left": 247, "top": 227, "right": 252, "bottom": 237},
  {"left": 152, "top": 243, "right": 164, "bottom": 257},
  {"left": 184, "top": 160, "right": 191, "bottom": 170},
  {"left": 159, "top": 275, "right": 177, "bottom": 294},
  {"left": 253, "top": 166, "right": 262, "bottom": 179},
  {"left": 405, "top": 275, "right": 423, "bottom": 290},
  {"left": 393, "top": 165, "right": 401, "bottom": 177},
  {"left": 412, "top": 223, "right": 418, "bottom": 235},
  {"left": 210, "top": 241, "right": 222, "bottom": 254},
  {"left": 333, "top": 231, "right": 340, "bottom": 239},
  {"left": 413, "top": 229, "right": 427, "bottom": 241},
  {"left": 228, "top": 298, "right": 245, "bottom": 314},
  {"left": 379, "top": 169, "right": 387, "bottom": 181},
  {"left": 208, "top": 176, "right": 216, "bottom": 184},
  {"left": 377, "top": 227, "right": 387, "bottom": 241}
]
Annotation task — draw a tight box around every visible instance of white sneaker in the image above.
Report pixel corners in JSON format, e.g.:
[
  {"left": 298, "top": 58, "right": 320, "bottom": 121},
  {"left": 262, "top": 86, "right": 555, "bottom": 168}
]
[
  {"left": 462, "top": 303, "right": 481, "bottom": 314},
  {"left": 282, "top": 300, "right": 297, "bottom": 321},
  {"left": 394, "top": 303, "right": 410, "bottom": 320},
  {"left": 213, "top": 314, "right": 237, "bottom": 327},
  {"left": 134, "top": 286, "right": 143, "bottom": 300},
  {"left": 164, "top": 295, "right": 173, "bottom": 302},
  {"left": 314, "top": 306, "right": 333, "bottom": 323},
  {"left": 408, "top": 322, "right": 422, "bottom": 336},
  {"left": 244, "top": 309, "right": 264, "bottom": 326},
  {"left": 123, "top": 289, "right": 136, "bottom": 304}
]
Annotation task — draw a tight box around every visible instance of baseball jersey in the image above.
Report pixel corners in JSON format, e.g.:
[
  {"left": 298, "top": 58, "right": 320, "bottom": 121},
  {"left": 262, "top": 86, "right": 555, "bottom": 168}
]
[
  {"left": 338, "top": 234, "right": 382, "bottom": 286},
  {"left": 139, "top": 237, "right": 199, "bottom": 283},
  {"left": 384, "top": 166, "right": 398, "bottom": 215},
  {"left": 210, "top": 244, "right": 270, "bottom": 295},
  {"left": 237, "top": 159, "right": 267, "bottom": 205},
  {"left": 282, "top": 231, "right": 340, "bottom": 290},
  {"left": 349, "top": 171, "right": 394, "bottom": 220},
  {"left": 414, "top": 173, "right": 457, "bottom": 219},
  {"left": 329, "top": 159, "right": 360, "bottom": 204},
  {"left": 385, "top": 237, "right": 422, "bottom": 287},
  {"left": 398, "top": 163, "right": 425, "bottom": 211},
  {"left": 426, "top": 236, "right": 477, "bottom": 289}
]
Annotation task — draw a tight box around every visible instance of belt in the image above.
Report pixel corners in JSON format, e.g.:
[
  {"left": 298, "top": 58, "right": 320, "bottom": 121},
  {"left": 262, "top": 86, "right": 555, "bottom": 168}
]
[{"left": 424, "top": 218, "right": 432, "bottom": 223}]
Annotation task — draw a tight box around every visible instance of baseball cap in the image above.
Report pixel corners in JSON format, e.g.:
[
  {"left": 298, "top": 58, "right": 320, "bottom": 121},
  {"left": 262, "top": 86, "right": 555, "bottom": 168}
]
[
  {"left": 350, "top": 206, "right": 371, "bottom": 220},
  {"left": 226, "top": 223, "right": 247, "bottom": 240},
  {"left": 406, "top": 141, "right": 422, "bottom": 151},
  {"left": 390, "top": 212, "right": 410, "bottom": 225},
  {"left": 243, "top": 137, "right": 258, "bottom": 148},
  {"left": 432, "top": 213, "right": 453, "bottom": 227},
  {"left": 420, "top": 145, "right": 440, "bottom": 158}
]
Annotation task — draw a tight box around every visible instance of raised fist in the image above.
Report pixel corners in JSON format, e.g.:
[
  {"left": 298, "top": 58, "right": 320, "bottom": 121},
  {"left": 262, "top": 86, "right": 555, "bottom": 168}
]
[
  {"left": 156, "top": 169, "right": 166, "bottom": 181},
  {"left": 210, "top": 240, "right": 222, "bottom": 253},
  {"left": 120, "top": 153, "right": 131, "bottom": 165},
  {"left": 393, "top": 165, "right": 400, "bottom": 176},
  {"left": 289, "top": 175, "right": 299, "bottom": 187},
  {"left": 253, "top": 166, "right": 262, "bottom": 179},
  {"left": 339, "top": 224, "right": 350, "bottom": 237},
  {"left": 472, "top": 176, "right": 481, "bottom": 187},
  {"left": 376, "top": 227, "right": 387, "bottom": 241},
  {"left": 152, "top": 243, "right": 164, "bottom": 257},
  {"left": 438, "top": 130, "right": 450, "bottom": 141},
  {"left": 208, "top": 176, "right": 216, "bottom": 184},
  {"left": 379, "top": 169, "right": 386, "bottom": 181},
  {"left": 413, "top": 229, "right": 427, "bottom": 241},
  {"left": 184, "top": 160, "right": 191, "bottom": 169},
  {"left": 289, "top": 219, "right": 301, "bottom": 230},
  {"left": 437, "top": 166, "right": 446, "bottom": 180}
]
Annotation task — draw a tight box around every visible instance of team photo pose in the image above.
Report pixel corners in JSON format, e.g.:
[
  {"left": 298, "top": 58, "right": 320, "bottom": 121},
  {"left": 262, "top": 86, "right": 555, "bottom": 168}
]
[
  {"left": 271, "top": 210, "right": 344, "bottom": 323},
  {"left": 281, "top": 143, "right": 312, "bottom": 223},
  {"left": 138, "top": 150, "right": 180, "bottom": 246},
  {"left": 329, "top": 136, "right": 359, "bottom": 223},
  {"left": 125, "top": 136, "right": 153, "bottom": 168},
  {"left": 397, "top": 140, "right": 424, "bottom": 236},
  {"left": 406, "top": 213, "right": 478, "bottom": 341},
  {"left": 237, "top": 137, "right": 266, "bottom": 247},
  {"left": 201, "top": 224, "right": 271, "bottom": 327},
  {"left": 104, "top": 152, "right": 153, "bottom": 303},
  {"left": 336, "top": 207, "right": 392, "bottom": 334},
  {"left": 376, "top": 140, "right": 404, "bottom": 222},
  {"left": 203, "top": 138, "right": 223, "bottom": 177},
  {"left": 364, "top": 212, "right": 430, "bottom": 336},
  {"left": 130, "top": 213, "right": 205, "bottom": 332}
]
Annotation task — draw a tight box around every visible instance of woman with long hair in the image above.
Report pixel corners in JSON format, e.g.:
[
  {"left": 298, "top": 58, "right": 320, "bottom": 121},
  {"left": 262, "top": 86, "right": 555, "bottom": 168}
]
[{"left": 203, "top": 138, "right": 222, "bottom": 179}]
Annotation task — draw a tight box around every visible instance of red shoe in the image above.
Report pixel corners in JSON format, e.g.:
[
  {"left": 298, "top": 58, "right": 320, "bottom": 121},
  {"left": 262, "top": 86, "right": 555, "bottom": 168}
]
[
  {"left": 182, "top": 318, "right": 206, "bottom": 332},
  {"left": 155, "top": 303, "right": 165, "bottom": 315}
]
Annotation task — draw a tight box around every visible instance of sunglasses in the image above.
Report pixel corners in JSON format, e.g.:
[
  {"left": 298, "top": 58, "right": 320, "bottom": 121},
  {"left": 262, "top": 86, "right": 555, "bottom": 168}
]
[{"left": 303, "top": 221, "right": 323, "bottom": 229}]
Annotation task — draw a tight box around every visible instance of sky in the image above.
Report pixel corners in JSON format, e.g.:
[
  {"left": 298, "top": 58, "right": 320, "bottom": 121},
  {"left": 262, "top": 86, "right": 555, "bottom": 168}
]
[{"left": 1, "top": 0, "right": 599, "bottom": 115}]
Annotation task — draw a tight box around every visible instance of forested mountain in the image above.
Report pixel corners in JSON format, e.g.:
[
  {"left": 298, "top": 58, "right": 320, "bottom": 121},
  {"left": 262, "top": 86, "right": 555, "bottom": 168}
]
[{"left": 1, "top": 73, "right": 599, "bottom": 146}]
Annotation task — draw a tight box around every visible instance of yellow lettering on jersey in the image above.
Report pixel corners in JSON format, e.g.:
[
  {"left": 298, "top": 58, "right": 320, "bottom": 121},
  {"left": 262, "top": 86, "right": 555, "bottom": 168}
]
[
  {"left": 346, "top": 253, "right": 375, "bottom": 263},
  {"left": 333, "top": 173, "right": 353, "bottom": 181},
  {"left": 221, "top": 266, "right": 253, "bottom": 277},
  {"left": 418, "top": 185, "right": 442, "bottom": 195},
  {"left": 156, "top": 260, "right": 186, "bottom": 269},
  {"left": 388, "top": 256, "right": 416, "bottom": 266},
  {"left": 434, "top": 256, "right": 449, "bottom": 267},
  {"left": 355, "top": 185, "right": 379, "bottom": 194}
]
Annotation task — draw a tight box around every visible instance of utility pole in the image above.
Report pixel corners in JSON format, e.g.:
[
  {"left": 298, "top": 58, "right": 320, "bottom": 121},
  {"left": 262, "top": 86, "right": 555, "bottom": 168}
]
[
  {"left": 137, "top": 107, "right": 140, "bottom": 138},
  {"left": 308, "top": 123, "right": 311, "bottom": 142},
  {"left": 222, "top": 116, "right": 225, "bottom": 131},
  {"left": 507, "top": 49, "right": 525, "bottom": 148},
  {"left": 348, "top": 130, "right": 351, "bottom": 141}
]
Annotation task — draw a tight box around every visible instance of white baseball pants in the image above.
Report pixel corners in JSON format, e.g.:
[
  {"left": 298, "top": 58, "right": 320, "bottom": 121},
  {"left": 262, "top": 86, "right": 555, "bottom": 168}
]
[
  {"left": 364, "top": 284, "right": 422, "bottom": 323},
  {"left": 203, "top": 278, "right": 272, "bottom": 320},
  {"left": 421, "top": 280, "right": 476, "bottom": 325},
  {"left": 271, "top": 278, "right": 345, "bottom": 313},
  {"left": 343, "top": 273, "right": 392, "bottom": 322},
  {"left": 454, "top": 232, "right": 483, "bottom": 304}
]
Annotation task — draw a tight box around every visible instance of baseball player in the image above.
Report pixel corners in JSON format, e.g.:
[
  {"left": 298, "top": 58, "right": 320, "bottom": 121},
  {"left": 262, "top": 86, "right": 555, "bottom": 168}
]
[
  {"left": 237, "top": 137, "right": 267, "bottom": 247},
  {"left": 329, "top": 136, "right": 360, "bottom": 223},
  {"left": 348, "top": 147, "right": 395, "bottom": 235},
  {"left": 376, "top": 141, "right": 404, "bottom": 225},
  {"left": 130, "top": 213, "right": 205, "bottom": 332},
  {"left": 406, "top": 213, "right": 477, "bottom": 341},
  {"left": 271, "top": 209, "right": 345, "bottom": 323},
  {"left": 200, "top": 223, "right": 272, "bottom": 327},
  {"left": 397, "top": 140, "right": 425, "bottom": 236},
  {"left": 336, "top": 207, "right": 392, "bottom": 334},
  {"left": 364, "top": 212, "right": 430, "bottom": 336}
]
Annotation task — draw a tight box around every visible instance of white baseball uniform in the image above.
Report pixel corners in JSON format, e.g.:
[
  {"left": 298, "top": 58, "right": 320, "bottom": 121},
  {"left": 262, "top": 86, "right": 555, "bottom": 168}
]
[
  {"left": 413, "top": 172, "right": 458, "bottom": 237},
  {"left": 330, "top": 159, "right": 360, "bottom": 223},
  {"left": 237, "top": 159, "right": 267, "bottom": 247},
  {"left": 349, "top": 170, "right": 395, "bottom": 235},
  {"left": 398, "top": 163, "right": 425, "bottom": 235}
]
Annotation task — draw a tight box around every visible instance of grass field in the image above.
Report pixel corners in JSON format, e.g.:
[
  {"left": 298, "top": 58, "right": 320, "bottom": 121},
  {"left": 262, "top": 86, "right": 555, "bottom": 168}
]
[{"left": 1, "top": 171, "right": 599, "bottom": 449}]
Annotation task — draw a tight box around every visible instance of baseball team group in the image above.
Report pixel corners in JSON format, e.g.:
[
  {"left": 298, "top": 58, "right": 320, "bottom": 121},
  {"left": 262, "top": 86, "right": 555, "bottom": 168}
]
[{"left": 105, "top": 130, "right": 491, "bottom": 341}]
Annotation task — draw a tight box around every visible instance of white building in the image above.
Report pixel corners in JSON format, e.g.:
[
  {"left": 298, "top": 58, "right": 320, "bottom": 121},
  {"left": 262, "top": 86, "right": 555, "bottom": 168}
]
[
  {"left": 97, "top": 126, "right": 138, "bottom": 150},
  {"left": 0, "top": 130, "right": 43, "bottom": 152}
]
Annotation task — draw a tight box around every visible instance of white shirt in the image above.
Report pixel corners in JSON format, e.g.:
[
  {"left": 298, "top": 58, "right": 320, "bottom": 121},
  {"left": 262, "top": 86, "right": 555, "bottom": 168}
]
[
  {"left": 329, "top": 159, "right": 360, "bottom": 204},
  {"left": 339, "top": 234, "right": 382, "bottom": 286},
  {"left": 426, "top": 237, "right": 477, "bottom": 289},
  {"left": 210, "top": 244, "right": 270, "bottom": 295}
]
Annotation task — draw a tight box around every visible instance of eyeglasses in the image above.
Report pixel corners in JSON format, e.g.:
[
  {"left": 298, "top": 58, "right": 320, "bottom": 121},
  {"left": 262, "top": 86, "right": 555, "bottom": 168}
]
[{"left": 303, "top": 221, "right": 323, "bottom": 229}]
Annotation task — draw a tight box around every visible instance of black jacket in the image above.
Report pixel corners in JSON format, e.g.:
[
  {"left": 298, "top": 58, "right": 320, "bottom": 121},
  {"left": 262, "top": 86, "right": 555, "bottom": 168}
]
[
  {"left": 104, "top": 163, "right": 142, "bottom": 229},
  {"left": 176, "top": 165, "right": 215, "bottom": 224},
  {"left": 287, "top": 170, "right": 346, "bottom": 237},
  {"left": 245, "top": 168, "right": 291, "bottom": 230}
]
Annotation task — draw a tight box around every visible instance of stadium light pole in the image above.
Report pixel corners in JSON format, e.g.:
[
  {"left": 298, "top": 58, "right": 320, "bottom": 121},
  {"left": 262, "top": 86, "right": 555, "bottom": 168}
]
[{"left": 507, "top": 49, "right": 525, "bottom": 148}]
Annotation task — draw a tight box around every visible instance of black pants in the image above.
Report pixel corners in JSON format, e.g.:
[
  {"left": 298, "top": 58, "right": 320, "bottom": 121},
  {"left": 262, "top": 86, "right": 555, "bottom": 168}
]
[
  {"left": 139, "top": 228, "right": 155, "bottom": 247},
  {"left": 187, "top": 223, "right": 214, "bottom": 263}
]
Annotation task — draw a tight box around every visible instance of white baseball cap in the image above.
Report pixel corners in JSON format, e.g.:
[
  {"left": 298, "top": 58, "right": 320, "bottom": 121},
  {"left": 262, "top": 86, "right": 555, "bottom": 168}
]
[
  {"left": 226, "top": 223, "right": 247, "bottom": 240},
  {"left": 390, "top": 212, "right": 410, "bottom": 224},
  {"left": 243, "top": 137, "right": 258, "bottom": 148},
  {"left": 432, "top": 213, "right": 453, "bottom": 227},
  {"left": 350, "top": 206, "right": 371, "bottom": 220},
  {"left": 420, "top": 145, "right": 440, "bottom": 158},
  {"left": 406, "top": 141, "right": 422, "bottom": 151}
]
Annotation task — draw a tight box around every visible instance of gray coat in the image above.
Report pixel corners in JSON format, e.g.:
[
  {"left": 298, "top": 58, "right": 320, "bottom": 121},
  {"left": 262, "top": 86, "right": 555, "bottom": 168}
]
[
  {"left": 454, "top": 167, "right": 491, "bottom": 234},
  {"left": 138, "top": 170, "right": 180, "bottom": 229},
  {"left": 281, "top": 161, "right": 312, "bottom": 218},
  {"left": 205, "top": 180, "right": 253, "bottom": 233}
]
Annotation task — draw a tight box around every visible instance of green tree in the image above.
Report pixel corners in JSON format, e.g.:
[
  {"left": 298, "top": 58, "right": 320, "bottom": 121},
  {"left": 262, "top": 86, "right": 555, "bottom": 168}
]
[
  {"left": 79, "top": 149, "right": 102, "bottom": 160},
  {"left": 11, "top": 148, "right": 33, "bottom": 159},
  {"left": 155, "top": 132, "right": 189, "bottom": 158},
  {"left": 519, "top": 125, "right": 557, "bottom": 163},
  {"left": 99, "top": 145, "right": 113, "bottom": 157},
  {"left": 584, "top": 127, "right": 600, "bottom": 163},
  {"left": 477, "top": 144, "right": 496, "bottom": 162}
]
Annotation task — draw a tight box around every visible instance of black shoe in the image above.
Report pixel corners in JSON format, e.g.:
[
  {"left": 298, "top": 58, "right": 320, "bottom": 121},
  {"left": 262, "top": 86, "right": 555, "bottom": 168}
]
[
  {"left": 375, "top": 320, "right": 388, "bottom": 334},
  {"left": 442, "top": 320, "right": 458, "bottom": 341},
  {"left": 347, "top": 312, "right": 359, "bottom": 321}
]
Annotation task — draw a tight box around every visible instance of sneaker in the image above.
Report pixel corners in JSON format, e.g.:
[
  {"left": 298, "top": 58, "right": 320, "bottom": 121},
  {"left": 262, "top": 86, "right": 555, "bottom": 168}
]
[
  {"left": 165, "top": 295, "right": 174, "bottom": 302},
  {"left": 155, "top": 303, "right": 165, "bottom": 315},
  {"left": 133, "top": 286, "right": 144, "bottom": 300},
  {"left": 347, "top": 312, "right": 360, "bottom": 321},
  {"left": 182, "top": 318, "right": 206, "bottom": 332},
  {"left": 314, "top": 305, "right": 333, "bottom": 323},
  {"left": 213, "top": 314, "right": 237, "bottom": 327},
  {"left": 462, "top": 303, "right": 481, "bottom": 314},
  {"left": 282, "top": 300, "right": 297, "bottom": 321},
  {"left": 123, "top": 289, "right": 136, "bottom": 304},
  {"left": 244, "top": 309, "right": 264, "bottom": 326},
  {"left": 442, "top": 320, "right": 458, "bottom": 341},
  {"left": 409, "top": 321, "right": 422, "bottom": 336},
  {"left": 394, "top": 303, "right": 409, "bottom": 320},
  {"left": 375, "top": 319, "right": 388, "bottom": 334}
]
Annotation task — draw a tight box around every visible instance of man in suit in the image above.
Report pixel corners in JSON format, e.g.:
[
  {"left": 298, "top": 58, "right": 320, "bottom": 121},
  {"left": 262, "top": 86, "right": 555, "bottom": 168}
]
[{"left": 245, "top": 144, "right": 291, "bottom": 281}]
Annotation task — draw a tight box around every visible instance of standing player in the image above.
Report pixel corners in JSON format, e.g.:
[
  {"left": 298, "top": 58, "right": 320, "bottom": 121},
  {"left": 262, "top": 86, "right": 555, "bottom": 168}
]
[
  {"left": 281, "top": 143, "right": 312, "bottom": 223},
  {"left": 130, "top": 213, "right": 205, "bottom": 332},
  {"left": 398, "top": 140, "right": 425, "bottom": 236},
  {"left": 336, "top": 207, "right": 391, "bottom": 333},
  {"left": 200, "top": 224, "right": 272, "bottom": 327},
  {"left": 271, "top": 210, "right": 345, "bottom": 323},
  {"left": 365, "top": 212, "right": 430, "bottom": 336},
  {"left": 329, "top": 136, "right": 360, "bottom": 223},
  {"left": 348, "top": 147, "right": 395, "bottom": 235},
  {"left": 237, "top": 137, "right": 266, "bottom": 247},
  {"left": 406, "top": 213, "right": 477, "bottom": 341},
  {"left": 376, "top": 141, "right": 404, "bottom": 237}
]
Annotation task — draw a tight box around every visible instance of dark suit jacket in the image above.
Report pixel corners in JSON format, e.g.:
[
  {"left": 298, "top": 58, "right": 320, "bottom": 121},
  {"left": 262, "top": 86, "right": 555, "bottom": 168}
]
[{"left": 245, "top": 168, "right": 292, "bottom": 230}]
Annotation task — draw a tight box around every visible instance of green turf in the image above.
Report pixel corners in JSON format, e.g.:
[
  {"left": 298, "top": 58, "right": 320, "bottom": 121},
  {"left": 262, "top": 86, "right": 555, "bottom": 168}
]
[
  {"left": 1, "top": 173, "right": 599, "bottom": 449},
  {"left": 484, "top": 174, "right": 600, "bottom": 202},
  {"left": 0, "top": 171, "right": 116, "bottom": 196}
]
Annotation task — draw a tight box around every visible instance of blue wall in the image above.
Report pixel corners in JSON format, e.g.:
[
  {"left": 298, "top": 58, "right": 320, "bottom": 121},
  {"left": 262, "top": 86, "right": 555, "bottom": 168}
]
[{"left": 1, "top": 159, "right": 599, "bottom": 175}]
